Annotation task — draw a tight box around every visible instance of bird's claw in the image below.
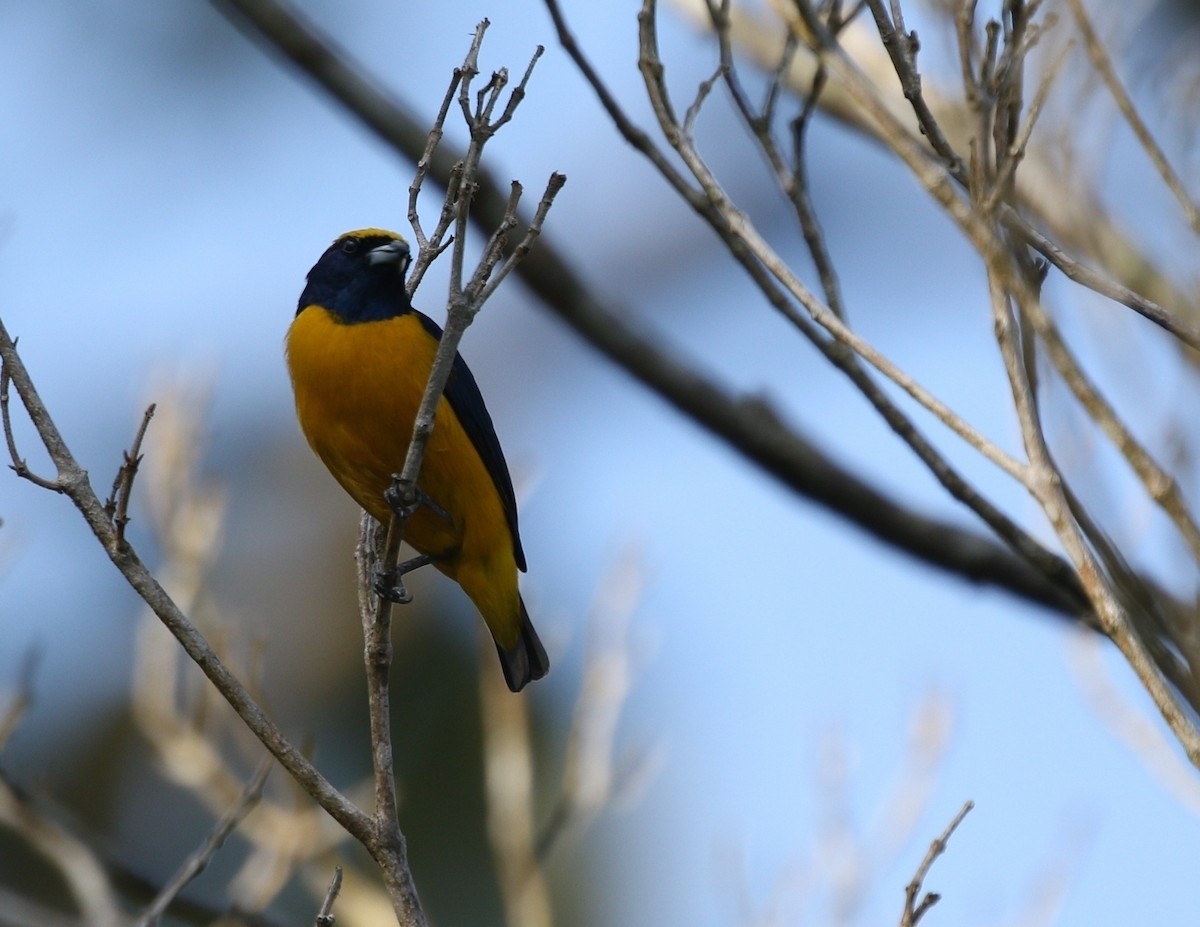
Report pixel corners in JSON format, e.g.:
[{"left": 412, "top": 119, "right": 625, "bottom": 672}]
[
  {"left": 372, "top": 554, "right": 433, "bottom": 605},
  {"left": 384, "top": 478, "right": 420, "bottom": 521},
  {"left": 385, "top": 475, "right": 454, "bottom": 526},
  {"left": 373, "top": 567, "right": 413, "bottom": 604}
]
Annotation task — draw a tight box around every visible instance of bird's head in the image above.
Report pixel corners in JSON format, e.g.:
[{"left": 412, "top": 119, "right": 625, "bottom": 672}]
[{"left": 297, "top": 228, "right": 412, "bottom": 322}]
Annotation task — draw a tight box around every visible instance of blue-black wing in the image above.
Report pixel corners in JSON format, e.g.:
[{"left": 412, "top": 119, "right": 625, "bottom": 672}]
[{"left": 415, "top": 311, "right": 526, "bottom": 571}]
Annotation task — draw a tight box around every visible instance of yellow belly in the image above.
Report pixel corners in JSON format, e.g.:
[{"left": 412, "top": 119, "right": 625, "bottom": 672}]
[{"left": 285, "top": 305, "right": 522, "bottom": 642}]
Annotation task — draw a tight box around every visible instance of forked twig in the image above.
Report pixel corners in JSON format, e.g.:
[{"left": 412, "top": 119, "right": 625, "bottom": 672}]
[
  {"left": 1, "top": 341, "right": 62, "bottom": 492},
  {"left": 899, "top": 800, "right": 974, "bottom": 927},
  {"left": 103, "top": 402, "right": 156, "bottom": 545}
]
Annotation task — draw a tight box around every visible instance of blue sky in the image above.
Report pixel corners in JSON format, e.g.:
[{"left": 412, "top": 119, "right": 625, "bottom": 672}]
[{"left": 3, "top": 1, "right": 1199, "bottom": 924}]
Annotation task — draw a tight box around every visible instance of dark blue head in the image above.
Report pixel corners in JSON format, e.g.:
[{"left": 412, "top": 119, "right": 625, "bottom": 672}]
[{"left": 297, "top": 228, "right": 412, "bottom": 323}]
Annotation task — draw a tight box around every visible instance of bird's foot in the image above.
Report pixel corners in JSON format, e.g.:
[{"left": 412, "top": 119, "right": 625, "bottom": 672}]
[
  {"left": 373, "top": 553, "right": 433, "bottom": 604},
  {"left": 384, "top": 475, "right": 453, "bottom": 526}
]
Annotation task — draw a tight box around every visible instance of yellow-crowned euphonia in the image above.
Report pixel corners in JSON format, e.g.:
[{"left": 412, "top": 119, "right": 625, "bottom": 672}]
[{"left": 285, "top": 228, "right": 549, "bottom": 691}]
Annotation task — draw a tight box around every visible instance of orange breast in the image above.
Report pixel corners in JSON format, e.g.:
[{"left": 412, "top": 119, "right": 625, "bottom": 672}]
[{"left": 284, "top": 305, "right": 515, "bottom": 586}]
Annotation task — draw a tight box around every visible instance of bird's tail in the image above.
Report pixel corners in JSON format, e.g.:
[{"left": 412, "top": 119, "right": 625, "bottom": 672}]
[{"left": 495, "top": 596, "right": 549, "bottom": 692}]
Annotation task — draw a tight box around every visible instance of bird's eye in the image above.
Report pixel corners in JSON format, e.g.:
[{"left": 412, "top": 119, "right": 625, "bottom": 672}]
[{"left": 340, "top": 238, "right": 359, "bottom": 254}]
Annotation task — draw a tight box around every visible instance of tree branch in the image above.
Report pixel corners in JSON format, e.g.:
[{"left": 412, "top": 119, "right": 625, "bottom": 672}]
[
  {"left": 207, "top": 0, "right": 1100, "bottom": 626},
  {"left": 899, "top": 800, "right": 973, "bottom": 927},
  {"left": 0, "top": 318, "right": 375, "bottom": 850},
  {"left": 134, "top": 760, "right": 272, "bottom": 927}
]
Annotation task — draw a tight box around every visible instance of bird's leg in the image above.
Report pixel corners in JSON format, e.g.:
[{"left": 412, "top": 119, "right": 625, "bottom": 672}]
[{"left": 373, "top": 475, "right": 455, "bottom": 603}]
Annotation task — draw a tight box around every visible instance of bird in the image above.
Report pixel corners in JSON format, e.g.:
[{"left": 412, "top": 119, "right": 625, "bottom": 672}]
[{"left": 285, "top": 228, "right": 549, "bottom": 692}]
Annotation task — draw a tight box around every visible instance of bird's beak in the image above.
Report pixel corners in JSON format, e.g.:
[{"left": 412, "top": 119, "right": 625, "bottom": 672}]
[{"left": 368, "top": 240, "right": 410, "bottom": 270}]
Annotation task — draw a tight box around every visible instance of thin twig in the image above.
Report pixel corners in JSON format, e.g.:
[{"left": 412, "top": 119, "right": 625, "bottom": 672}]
[
  {"left": 358, "top": 528, "right": 418, "bottom": 924},
  {"left": 103, "top": 402, "right": 156, "bottom": 546},
  {"left": 1005, "top": 214, "right": 1200, "bottom": 348},
  {"left": 862, "top": 0, "right": 965, "bottom": 174},
  {"left": 899, "top": 800, "right": 974, "bottom": 927},
  {"left": 956, "top": 0, "right": 1200, "bottom": 757},
  {"left": 679, "top": 0, "right": 1200, "bottom": 348},
  {"left": 986, "top": 234, "right": 1200, "bottom": 762},
  {"left": 408, "top": 67, "right": 464, "bottom": 263},
  {"left": 315, "top": 867, "right": 344, "bottom": 927},
  {"left": 493, "top": 45, "right": 546, "bottom": 131},
  {"left": 708, "top": 5, "right": 1078, "bottom": 590},
  {"left": 1020, "top": 290, "right": 1200, "bottom": 566},
  {"left": 1065, "top": 0, "right": 1200, "bottom": 235},
  {"left": 0, "top": 343, "right": 62, "bottom": 491},
  {"left": 135, "top": 759, "right": 272, "bottom": 927},
  {"left": 465, "top": 181, "right": 524, "bottom": 307},
  {"left": 474, "top": 173, "right": 567, "bottom": 307},
  {"left": 637, "top": 0, "right": 1029, "bottom": 486},
  {"left": 983, "top": 37, "right": 1072, "bottom": 215},
  {"left": 396, "top": 27, "right": 519, "bottom": 499}
]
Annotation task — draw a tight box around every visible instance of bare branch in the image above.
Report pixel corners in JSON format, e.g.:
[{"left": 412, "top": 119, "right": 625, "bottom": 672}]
[
  {"left": 356, "top": 23, "right": 559, "bottom": 925},
  {"left": 135, "top": 760, "right": 272, "bottom": 927},
  {"left": 559, "top": 0, "right": 1095, "bottom": 611},
  {"left": 1004, "top": 216, "right": 1200, "bottom": 348},
  {"left": 407, "top": 67, "right": 464, "bottom": 264},
  {"left": 945, "top": 0, "right": 1200, "bottom": 762},
  {"left": 1, "top": 339, "right": 65, "bottom": 492},
  {"left": 1065, "top": 0, "right": 1200, "bottom": 235},
  {"left": 211, "top": 0, "right": 1098, "bottom": 633},
  {"left": 352, "top": 513, "right": 425, "bottom": 927},
  {"left": 899, "top": 800, "right": 974, "bottom": 927},
  {"left": 102, "top": 402, "right": 156, "bottom": 546},
  {"left": 0, "top": 319, "right": 375, "bottom": 854},
  {"left": 392, "top": 27, "right": 551, "bottom": 500},
  {"left": 670, "top": 0, "right": 1200, "bottom": 349},
  {"left": 493, "top": 44, "right": 546, "bottom": 131},
  {"left": 862, "top": 0, "right": 966, "bottom": 175},
  {"left": 315, "top": 867, "right": 344, "bottom": 927},
  {"left": 474, "top": 172, "right": 568, "bottom": 307}
]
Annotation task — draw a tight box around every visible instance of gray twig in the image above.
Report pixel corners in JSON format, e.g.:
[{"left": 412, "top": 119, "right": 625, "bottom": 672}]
[
  {"left": 315, "top": 867, "right": 343, "bottom": 926},
  {"left": 899, "top": 800, "right": 974, "bottom": 927},
  {"left": 103, "top": 402, "right": 156, "bottom": 546},
  {"left": 134, "top": 760, "right": 272, "bottom": 927}
]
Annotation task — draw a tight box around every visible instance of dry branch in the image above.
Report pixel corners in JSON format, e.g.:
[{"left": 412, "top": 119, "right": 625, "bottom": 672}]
[
  {"left": 210, "top": 0, "right": 1098, "bottom": 626},
  {"left": 899, "top": 800, "right": 973, "bottom": 927}
]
